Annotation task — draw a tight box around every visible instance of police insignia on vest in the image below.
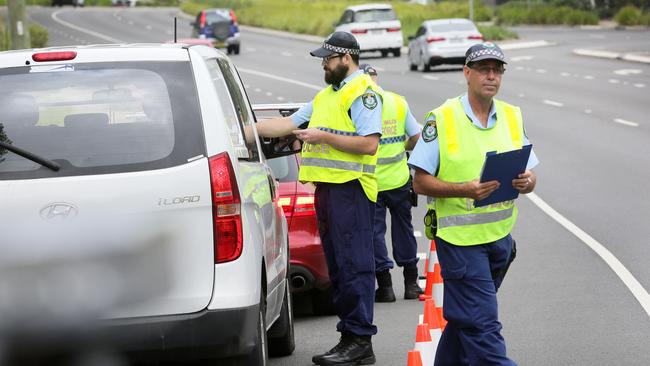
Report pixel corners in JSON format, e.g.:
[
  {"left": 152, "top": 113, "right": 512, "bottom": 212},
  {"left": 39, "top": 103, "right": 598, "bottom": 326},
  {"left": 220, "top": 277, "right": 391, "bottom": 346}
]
[
  {"left": 362, "top": 93, "right": 378, "bottom": 110},
  {"left": 422, "top": 120, "right": 437, "bottom": 142}
]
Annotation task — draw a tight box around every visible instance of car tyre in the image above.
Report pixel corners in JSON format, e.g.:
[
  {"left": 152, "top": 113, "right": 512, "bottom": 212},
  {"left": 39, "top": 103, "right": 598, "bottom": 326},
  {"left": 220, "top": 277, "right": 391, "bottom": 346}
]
[
  {"left": 233, "top": 44, "right": 240, "bottom": 55},
  {"left": 244, "top": 292, "right": 268, "bottom": 366},
  {"left": 312, "top": 287, "right": 336, "bottom": 315},
  {"left": 380, "top": 50, "right": 389, "bottom": 58},
  {"left": 268, "top": 283, "right": 295, "bottom": 357},
  {"left": 409, "top": 62, "right": 418, "bottom": 71},
  {"left": 392, "top": 48, "right": 401, "bottom": 57}
]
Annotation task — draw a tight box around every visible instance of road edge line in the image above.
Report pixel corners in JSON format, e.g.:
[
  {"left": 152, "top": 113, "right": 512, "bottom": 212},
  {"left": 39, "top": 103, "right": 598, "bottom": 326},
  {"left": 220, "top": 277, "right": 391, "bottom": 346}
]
[
  {"left": 526, "top": 192, "right": 650, "bottom": 318},
  {"left": 51, "top": 9, "right": 124, "bottom": 44}
]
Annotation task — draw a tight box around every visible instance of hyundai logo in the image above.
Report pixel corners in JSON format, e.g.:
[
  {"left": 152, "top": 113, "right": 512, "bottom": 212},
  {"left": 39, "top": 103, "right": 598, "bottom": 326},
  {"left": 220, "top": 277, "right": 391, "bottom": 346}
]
[{"left": 40, "top": 203, "right": 78, "bottom": 220}]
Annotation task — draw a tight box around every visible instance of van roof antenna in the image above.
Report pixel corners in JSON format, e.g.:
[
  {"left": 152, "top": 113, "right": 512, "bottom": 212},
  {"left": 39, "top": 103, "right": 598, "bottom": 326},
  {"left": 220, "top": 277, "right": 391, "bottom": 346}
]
[{"left": 174, "top": 17, "right": 177, "bottom": 43}]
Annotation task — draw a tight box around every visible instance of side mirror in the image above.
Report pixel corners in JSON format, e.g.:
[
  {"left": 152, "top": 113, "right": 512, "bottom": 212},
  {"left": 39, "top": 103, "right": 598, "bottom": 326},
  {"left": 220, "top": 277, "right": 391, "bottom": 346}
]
[
  {"left": 408, "top": 35, "right": 415, "bottom": 41},
  {"left": 190, "top": 21, "right": 195, "bottom": 27}
]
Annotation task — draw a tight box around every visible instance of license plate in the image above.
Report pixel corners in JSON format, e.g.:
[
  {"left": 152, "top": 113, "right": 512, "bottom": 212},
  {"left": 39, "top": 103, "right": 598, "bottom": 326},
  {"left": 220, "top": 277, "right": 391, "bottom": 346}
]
[
  {"left": 449, "top": 38, "right": 462, "bottom": 43},
  {"left": 370, "top": 29, "right": 384, "bottom": 35}
]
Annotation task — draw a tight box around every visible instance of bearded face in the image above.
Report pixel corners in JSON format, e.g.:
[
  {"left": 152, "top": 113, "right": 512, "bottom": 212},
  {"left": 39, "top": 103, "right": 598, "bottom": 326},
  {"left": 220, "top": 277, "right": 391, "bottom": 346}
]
[{"left": 324, "top": 62, "right": 349, "bottom": 86}]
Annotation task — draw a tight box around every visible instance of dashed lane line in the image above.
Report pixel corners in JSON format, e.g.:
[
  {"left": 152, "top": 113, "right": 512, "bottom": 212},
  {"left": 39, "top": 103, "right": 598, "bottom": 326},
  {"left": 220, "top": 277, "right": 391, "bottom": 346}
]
[
  {"left": 543, "top": 99, "right": 564, "bottom": 107},
  {"left": 527, "top": 193, "right": 650, "bottom": 318},
  {"left": 52, "top": 9, "right": 123, "bottom": 43},
  {"left": 614, "top": 118, "right": 639, "bottom": 127},
  {"left": 238, "top": 68, "right": 321, "bottom": 91}
]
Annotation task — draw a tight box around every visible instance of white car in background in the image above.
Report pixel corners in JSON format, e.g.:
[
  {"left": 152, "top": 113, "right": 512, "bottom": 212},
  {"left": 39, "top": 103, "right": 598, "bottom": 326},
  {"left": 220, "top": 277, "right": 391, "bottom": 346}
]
[
  {"left": 335, "top": 3, "right": 403, "bottom": 57},
  {"left": 407, "top": 18, "right": 484, "bottom": 71},
  {"left": 0, "top": 44, "right": 295, "bottom": 365}
]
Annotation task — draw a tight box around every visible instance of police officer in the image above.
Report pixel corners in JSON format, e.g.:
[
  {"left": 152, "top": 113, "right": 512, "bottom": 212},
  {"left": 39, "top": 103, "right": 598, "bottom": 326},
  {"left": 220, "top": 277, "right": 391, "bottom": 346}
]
[
  {"left": 408, "top": 42, "right": 539, "bottom": 366},
  {"left": 359, "top": 64, "right": 423, "bottom": 302},
  {"left": 253, "top": 32, "right": 382, "bottom": 365}
]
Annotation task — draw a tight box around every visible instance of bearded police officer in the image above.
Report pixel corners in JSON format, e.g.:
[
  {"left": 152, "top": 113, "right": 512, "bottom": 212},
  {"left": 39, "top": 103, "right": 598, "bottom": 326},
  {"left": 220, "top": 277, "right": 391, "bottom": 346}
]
[
  {"left": 408, "top": 42, "right": 539, "bottom": 366},
  {"left": 359, "top": 64, "right": 423, "bottom": 302},
  {"left": 253, "top": 32, "right": 382, "bottom": 365}
]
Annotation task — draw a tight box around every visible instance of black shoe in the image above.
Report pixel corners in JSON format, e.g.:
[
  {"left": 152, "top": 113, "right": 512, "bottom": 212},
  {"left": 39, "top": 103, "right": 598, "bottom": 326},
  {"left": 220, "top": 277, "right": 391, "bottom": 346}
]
[
  {"left": 374, "top": 270, "right": 396, "bottom": 303},
  {"left": 312, "top": 334, "right": 351, "bottom": 364},
  {"left": 316, "top": 335, "right": 375, "bottom": 365},
  {"left": 403, "top": 265, "right": 424, "bottom": 300}
]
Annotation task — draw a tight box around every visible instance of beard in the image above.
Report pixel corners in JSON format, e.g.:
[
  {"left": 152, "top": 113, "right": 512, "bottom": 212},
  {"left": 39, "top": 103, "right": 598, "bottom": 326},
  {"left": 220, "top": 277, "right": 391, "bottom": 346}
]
[{"left": 324, "top": 63, "right": 349, "bottom": 86}]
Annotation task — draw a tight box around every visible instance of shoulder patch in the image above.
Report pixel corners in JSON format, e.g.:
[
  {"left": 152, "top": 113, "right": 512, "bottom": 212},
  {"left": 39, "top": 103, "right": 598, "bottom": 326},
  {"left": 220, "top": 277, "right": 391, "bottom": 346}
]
[
  {"left": 422, "top": 120, "right": 437, "bottom": 143},
  {"left": 362, "top": 93, "right": 378, "bottom": 110}
]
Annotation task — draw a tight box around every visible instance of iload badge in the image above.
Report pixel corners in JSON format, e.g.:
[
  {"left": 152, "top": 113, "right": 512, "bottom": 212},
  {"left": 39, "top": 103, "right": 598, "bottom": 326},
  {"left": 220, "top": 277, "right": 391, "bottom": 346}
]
[
  {"left": 362, "top": 93, "right": 378, "bottom": 110},
  {"left": 422, "top": 120, "right": 437, "bottom": 142}
]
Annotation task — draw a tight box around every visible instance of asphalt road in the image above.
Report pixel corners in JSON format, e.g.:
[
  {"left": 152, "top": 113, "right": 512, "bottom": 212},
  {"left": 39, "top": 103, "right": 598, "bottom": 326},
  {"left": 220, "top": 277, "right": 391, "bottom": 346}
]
[{"left": 20, "top": 6, "right": 650, "bottom": 365}]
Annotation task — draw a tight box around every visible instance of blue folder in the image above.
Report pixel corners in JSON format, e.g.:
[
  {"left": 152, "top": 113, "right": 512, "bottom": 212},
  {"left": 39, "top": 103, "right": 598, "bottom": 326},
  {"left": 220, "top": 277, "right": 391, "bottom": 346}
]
[{"left": 474, "top": 144, "right": 532, "bottom": 208}]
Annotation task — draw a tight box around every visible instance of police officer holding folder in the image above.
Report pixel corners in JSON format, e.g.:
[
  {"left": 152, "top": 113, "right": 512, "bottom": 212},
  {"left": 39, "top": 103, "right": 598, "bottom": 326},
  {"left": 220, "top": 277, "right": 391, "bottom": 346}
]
[{"left": 408, "top": 42, "right": 539, "bottom": 366}]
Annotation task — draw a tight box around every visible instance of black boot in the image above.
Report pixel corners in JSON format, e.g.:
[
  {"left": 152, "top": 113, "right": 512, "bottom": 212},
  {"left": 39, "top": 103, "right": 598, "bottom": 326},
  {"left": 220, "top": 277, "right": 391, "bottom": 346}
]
[
  {"left": 316, "top": 334, "right": 375, "bottom": 365},
  {"left": 312, "top": 333, "right": 352, "bottom": 365},
  {"left": 375, "top": 270, "right": 396, "bottom": 303},
  {"left": 403, "top": 265, "right": 423, "bottom": 300}
]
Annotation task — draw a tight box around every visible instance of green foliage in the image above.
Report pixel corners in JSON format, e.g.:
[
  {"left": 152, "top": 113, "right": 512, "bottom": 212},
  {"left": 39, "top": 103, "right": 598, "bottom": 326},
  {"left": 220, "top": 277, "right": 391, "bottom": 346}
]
[
  {"left": 615, "top": 5, "right": 642, "bottom": 25},
  {"left": 496, "top": 3, "right": 598, "bottom": 25},
  {"left": 181, "top": 0, "right": 500, "bottom": 43},
  {"left": 478, "top": 25, "right": 519, "bottom": 41},
  {"left": 30, "top": 24, "right": 49, "bottom": 48}
]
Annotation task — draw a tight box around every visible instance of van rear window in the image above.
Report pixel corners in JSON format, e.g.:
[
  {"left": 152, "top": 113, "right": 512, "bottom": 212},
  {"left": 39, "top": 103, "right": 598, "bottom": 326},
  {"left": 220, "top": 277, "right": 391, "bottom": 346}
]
[{"left": 0, "top": 61, "right": 204, "bottom": 180}]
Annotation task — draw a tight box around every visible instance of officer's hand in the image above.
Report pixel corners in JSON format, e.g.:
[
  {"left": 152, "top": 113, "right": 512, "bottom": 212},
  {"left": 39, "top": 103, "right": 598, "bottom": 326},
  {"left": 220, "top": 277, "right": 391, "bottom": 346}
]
[
  {"left": 466, "top": 179, "right": 500, "bottom": 200},
  {"left": 293, "top": 128, "right": 326, "bottom": 144},
  {"left": 513, "top": 170, "right": 535, "bottom": 193}
]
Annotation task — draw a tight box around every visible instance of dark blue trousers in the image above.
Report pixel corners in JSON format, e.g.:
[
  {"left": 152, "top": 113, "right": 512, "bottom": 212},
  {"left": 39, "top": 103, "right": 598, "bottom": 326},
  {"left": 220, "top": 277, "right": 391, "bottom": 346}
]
[
  {"left": 373, "top": 182, "right": 419, "bottom": 272},
  {"left": 315, "top": 180, "right": 377, "bottom": 336},
  {"left": 434, "top": 234, "right": 517, "bottom": 366}
]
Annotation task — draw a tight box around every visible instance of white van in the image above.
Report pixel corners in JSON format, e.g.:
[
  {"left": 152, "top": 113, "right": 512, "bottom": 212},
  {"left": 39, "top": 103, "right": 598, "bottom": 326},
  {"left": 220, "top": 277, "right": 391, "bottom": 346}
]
[
  {"left": 335, "top": 3, "right": 404, "bottom": 57},
  {"left": 0, "top": 44, "right": 295, "bottom": 365}
]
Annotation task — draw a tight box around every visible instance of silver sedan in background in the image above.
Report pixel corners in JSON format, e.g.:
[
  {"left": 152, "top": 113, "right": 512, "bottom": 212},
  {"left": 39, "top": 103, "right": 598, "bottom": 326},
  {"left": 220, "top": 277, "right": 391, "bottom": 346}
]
[{"left": 407, "top": 18, "right": 484, "bottom": 72}]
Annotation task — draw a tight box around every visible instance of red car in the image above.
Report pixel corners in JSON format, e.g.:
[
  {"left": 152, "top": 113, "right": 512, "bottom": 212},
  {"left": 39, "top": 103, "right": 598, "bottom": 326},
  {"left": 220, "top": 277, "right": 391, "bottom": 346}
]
[{"left": 267, "top": 154, "right": 334, "bottom": 315}]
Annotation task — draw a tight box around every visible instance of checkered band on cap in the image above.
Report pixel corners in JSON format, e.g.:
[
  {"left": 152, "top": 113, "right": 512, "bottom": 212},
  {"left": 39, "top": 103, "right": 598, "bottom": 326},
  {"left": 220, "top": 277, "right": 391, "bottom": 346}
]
[
  {"left": 323, "top": 42, "right": 360, "bottom": 55},
  {"left": 467, "top": 48, "right": 505, "bottom": 63}
]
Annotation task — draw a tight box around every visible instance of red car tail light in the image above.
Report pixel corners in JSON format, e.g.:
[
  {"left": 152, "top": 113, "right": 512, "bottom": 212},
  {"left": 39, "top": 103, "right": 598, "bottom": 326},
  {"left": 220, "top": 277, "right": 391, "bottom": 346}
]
[
  {"left": 468, "top": 35, "right": 484, "bottom": 40},
  {"left": 209, "top": 152, "right": 243, "bottom": 263},
  {"left": 32, "top": 51, "right": 77, "bottom": 62},
  {"left": 386, "top": 27, "right": 401, "bottom": 32},
  {"left": 279, "top": 194, "right": 316, "bottom": 218},
  {"left": 426, "top": 36, "right": 446, "bottom": 43},
  {"left": 351, "top": 29, "right": 368, "bottom": 34}
]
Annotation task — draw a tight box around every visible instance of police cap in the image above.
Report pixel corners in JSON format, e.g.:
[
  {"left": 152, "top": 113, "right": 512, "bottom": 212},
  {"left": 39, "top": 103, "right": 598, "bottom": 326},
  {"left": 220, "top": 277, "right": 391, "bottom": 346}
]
[
  {"left": 465, "top": 42, "right": 507, "bottom": 65},
  {"left": 310, "top": 31, "right": 360, "bottom": 58}
]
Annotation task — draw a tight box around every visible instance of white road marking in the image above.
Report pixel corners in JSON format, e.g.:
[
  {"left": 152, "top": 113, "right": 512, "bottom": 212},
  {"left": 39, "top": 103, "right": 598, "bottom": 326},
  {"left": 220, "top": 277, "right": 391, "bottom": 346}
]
[
  {"left": 281, "top": 51, "right": 293, "bottom": 57},
  {"left": 614, "top": 118, "right": 639, "bottom": 127},
  {"left": 634, "top": 83, "right": 645, "bottom": 88},
  {"left": 536, "top": 69, "right": 547, "bottom": 74},
  {"left": 614, "top": 69, "right": 642, "bottom": 76},
  {"left": 244, "top": 84, "right": 250, "bottom": 88},
  {"left": 146, "top": 25, "right": 153, "bottom": 30},
  {"left": 543, "top": 100, "right": 564, "bottom": 107},
  {"left": 583, "top": 75, "right": 594, "bottom": 80},
  {"left": 246, "top": 47, "right": 256, "bottom": 52},
  {"left": 277, "top": 96, "right": 285, "bottom": 101},
  {"left": 254, "top": 88, "right": 262, "bottom": 92},
  {"left": 414, "top": 230, "right": 422, "bottom": 238},
  {"left": 128, "top": 21, "right": 134, "bottom": 25},
  {"left": 238, "top": 68, "right": 322, "bottom": 91},
  {"left": 423, "top": 75, "right": 439, "bottom": 81},
  {"left": 52, "top": 10, "right": 123, "bottom": 43},
  {"left": 518, "top": 93, "right": 525, "bottom": 98},
  {"left": 585, "top": 109, "right": 592, "bottom": 114},
  {"left": 608, "top": 79, "right": 620, "bottom": 84},
  {"left": 265, "top": 91, "right": 273, "bottom": 96},
  {"left": 560, "top": 72, "right": 571, "bottom": 77},
  {"left": 515, "top": 66, "right": 525, "bottom": 71},
  {"left": 510, "top": 55, "right": 534, "bottom": 62},
  {"left": 526, "top": 193, "right": 650, "bottom": 318}
]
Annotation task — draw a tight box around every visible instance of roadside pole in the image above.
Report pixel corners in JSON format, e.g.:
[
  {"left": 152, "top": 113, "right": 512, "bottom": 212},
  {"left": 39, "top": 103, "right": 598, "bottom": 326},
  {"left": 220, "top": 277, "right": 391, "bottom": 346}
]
[
  {"left": 469, "top": 0, "right": 474, "bottom": 21},
  {"left": 7, "top": 0, "right": 31, "bottom": 50}
]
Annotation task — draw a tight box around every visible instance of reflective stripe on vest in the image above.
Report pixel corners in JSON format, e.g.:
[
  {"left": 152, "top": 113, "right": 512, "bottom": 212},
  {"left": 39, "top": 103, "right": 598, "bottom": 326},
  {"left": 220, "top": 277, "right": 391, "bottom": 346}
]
[
  {"left": 318, "top": 127, "right": 359, "bottom": 136},
  {"left": 301, "top": 157, "right": 376, "bottom": 173},
  {"left": 380, "top": 135, "right": 406, "bottom": 145},
  {"left": 430, "top": 97, "right": 525, "bottom": 246},
  {"left": 377, "top": 151, "right": 406, "bottom": 165}
]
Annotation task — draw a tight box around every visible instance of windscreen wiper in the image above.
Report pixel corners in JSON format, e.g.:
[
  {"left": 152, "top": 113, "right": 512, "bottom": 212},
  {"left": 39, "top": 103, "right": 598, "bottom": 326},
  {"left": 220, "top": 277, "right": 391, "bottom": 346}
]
[{"left": 0, "top": 140, "right": 60, "bottom": 171}]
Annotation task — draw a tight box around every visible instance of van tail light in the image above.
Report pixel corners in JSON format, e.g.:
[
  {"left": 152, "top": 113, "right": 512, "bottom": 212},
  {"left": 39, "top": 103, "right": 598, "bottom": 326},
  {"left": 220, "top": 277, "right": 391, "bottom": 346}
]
[
  {"left": 209, "top": 152, "right": 243, "bottom": 263},
  {"left": 386, "top": 27, "right": 401, "bottom": 32},
  {"left": 427, "top": 37, "right": 446, "bottom": 43},
  {"left": 230, "top": 9, "right": 238, "bottom": 24},
  {"left": 468, "top": 35, "right": 484, "bottom": 40},
  {"left": 32, "top": 51, "right": 77, "bottom": 62},
  {"left": 351, "top": 29, "right": 368, "bottom": 34},
  {"left": 200, "top": 11, "right": 206, "bottom": 28}
]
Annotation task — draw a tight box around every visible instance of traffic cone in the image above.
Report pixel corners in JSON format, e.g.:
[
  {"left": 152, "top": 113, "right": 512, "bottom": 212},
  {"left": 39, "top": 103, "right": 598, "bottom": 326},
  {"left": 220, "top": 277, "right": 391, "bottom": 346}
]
[
  {"left": 420, "top": 240, "right": 438, "bottom": 280},
  {"left": 407, "top": 350, "right": 424, "bottom": 366},
  {"left": 422, "top": 298, "right": 442, "bottom": 347},
  {"left": 415, "top": 323, "right": 435, "bottom": 366},
  {"left": 436, "top": 306, "right": 447, "bottom": 330},
  {"left": 419, "top": 263, "right": 441, "bottom": 301}
]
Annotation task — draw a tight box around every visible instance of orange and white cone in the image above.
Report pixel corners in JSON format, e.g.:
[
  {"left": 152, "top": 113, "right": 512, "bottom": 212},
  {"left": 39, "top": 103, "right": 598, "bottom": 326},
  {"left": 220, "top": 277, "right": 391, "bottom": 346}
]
[
  {"left": 420, "top": 240, "right": 439, "bottom": 280},
  {"left": 414, "top": 323, "right": 435, "bottom": 366},
  {"left": 407, "top": 350, "right": 424, "bottom": 366},
  {"left": 420, "top": 263, "right": 441, "bottom": 301},
  {"left": 423, "top": 298, "right": 442, "bottom": 347}
]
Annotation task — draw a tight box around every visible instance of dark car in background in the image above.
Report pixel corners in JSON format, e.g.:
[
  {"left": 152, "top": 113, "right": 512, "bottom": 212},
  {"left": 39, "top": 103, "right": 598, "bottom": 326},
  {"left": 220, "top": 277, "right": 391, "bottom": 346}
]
[{"left": 191, "top": 8, "right": 241, "bottom": 55}]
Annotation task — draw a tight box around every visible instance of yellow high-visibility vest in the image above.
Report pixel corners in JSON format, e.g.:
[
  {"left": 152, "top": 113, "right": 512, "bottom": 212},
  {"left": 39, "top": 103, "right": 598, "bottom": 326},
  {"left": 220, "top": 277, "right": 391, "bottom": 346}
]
[{"left": 376, "top": 91, "right": 410, "bottom": 192}]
